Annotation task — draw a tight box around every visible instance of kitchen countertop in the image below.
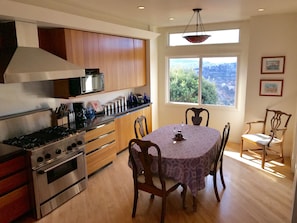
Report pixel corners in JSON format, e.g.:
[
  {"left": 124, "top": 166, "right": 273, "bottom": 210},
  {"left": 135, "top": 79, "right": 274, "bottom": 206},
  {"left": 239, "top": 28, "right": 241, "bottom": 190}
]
[
  {"left": 71, "top": 103, "right": 151, "bottom": 132},
  {"left": 114, "top": 103, "right": 151, "bottom": 117},
  {"left": 0, "top": 143, "right": 25, "bottom": 163},
  {"left": 0, "top": 103, "right": 151, "bottom": 161}
]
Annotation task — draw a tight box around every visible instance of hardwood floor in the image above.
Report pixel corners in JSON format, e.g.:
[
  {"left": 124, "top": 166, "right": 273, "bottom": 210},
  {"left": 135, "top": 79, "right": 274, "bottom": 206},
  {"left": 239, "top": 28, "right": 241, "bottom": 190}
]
[{"left": 17, "top": 143, "right": 294, "bottom": 223}]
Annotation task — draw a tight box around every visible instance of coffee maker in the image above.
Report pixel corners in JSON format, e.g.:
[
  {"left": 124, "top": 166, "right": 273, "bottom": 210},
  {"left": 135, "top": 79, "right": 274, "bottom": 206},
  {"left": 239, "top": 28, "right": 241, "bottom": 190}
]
[{"left": 73, "top": 102, "right": 87, "bottom": 124}]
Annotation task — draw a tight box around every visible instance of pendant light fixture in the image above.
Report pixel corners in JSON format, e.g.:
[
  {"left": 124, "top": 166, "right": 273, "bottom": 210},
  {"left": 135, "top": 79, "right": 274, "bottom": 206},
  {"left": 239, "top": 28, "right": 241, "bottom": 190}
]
[{"left": 183, "top": 8, "right": 210, "bottom": 43}]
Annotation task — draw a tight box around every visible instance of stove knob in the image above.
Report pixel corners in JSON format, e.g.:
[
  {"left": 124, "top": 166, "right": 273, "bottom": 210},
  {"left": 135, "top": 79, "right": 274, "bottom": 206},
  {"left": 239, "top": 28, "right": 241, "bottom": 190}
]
[
  {"left": 37, "top": 157, "right": 44, "bottom": 163},
  {"left": 72, "top": 143, "right": 77, "bottom": 148},
  {"left": 56, "top": 149, "right": 62, "bottom": 154},
  {"left": 45, "top": 153, "right": 51, "bottom": 159},
  {"left": 77, "top": 140, "right": 83, "bottom": 145},
  {"left": 67, "top": 145, "right": 73, "bottom": 151}
]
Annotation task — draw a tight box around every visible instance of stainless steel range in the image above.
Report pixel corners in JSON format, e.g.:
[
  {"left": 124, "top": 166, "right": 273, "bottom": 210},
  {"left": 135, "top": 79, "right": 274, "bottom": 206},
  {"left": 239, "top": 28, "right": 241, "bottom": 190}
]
[{"left": 1, "top": 109, "right": 87, "bottom": 219}]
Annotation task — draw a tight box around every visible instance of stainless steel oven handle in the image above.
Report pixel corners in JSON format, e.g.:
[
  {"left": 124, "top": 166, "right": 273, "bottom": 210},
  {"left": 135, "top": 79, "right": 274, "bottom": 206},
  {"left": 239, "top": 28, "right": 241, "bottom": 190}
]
[{"left": 37, "top": 152, "right": 84, "bottom": 175}]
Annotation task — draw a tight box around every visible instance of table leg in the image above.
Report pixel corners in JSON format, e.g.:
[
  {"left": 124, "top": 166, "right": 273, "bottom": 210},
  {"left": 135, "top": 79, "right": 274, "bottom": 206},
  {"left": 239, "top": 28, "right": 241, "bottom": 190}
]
[{"left": 192, "top": 196, "right": 197, "bottom": 212}]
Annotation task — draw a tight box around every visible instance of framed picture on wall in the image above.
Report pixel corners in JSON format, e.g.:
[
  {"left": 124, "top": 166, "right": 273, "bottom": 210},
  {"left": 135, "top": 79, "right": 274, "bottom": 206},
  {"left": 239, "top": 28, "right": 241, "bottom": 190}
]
[
  {"left": 261, "top": 56, "right": 285, "bottom": 74},
  {"left": 259, "top": 79, "right": 283, "bottom": 96}
]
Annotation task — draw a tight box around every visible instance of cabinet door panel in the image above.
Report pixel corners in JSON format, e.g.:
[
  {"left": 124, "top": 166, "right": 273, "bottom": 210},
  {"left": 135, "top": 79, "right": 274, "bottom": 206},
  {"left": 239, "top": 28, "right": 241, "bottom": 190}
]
[
  {"left": 133, "top": 39, "right": 146, "bottom": 87},
  {"left": 85, "top": 121, "right": 115, "bottom": 142},
  {"left": 85, "top": 132, "right": 116, "bottom": 154},
  {"left": 142, "top": 105, "right": 152, "bottom": 133},
  {"left": 0, "top": 185, "right": 30, "bottom": 223},
  {"left": 83, "top": 31, "right": 100, "bottom": 68},
  {"left": 86, "top": 143, "right": 116, "bottom": 175},
  {"left": 115, "top": 107, "right": 151, "bottom": 153},
  {"left": 0, "top": 169, "right": 28, "bottom": 195},
  {"left": 0, "top": 155, "right": 26, "bottom": 178},
  {"left": 64, "top": 29, "right": 85, "bottom": 67}
]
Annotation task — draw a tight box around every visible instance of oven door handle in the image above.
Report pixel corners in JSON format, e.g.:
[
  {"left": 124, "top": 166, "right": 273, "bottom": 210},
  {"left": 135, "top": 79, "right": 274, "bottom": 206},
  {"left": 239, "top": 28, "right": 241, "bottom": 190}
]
[{"left": 37, "top": 152, "right": 84, "bottom": 174}]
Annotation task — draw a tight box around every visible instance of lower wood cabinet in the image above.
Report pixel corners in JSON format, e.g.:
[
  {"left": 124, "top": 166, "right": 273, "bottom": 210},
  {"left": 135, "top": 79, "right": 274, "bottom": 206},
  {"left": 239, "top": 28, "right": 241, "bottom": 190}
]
[
  {"left": 85, "top": 121, "right": 117, "bottom": 176},
  {"left": 115, "top": 105, "right": 152, "bottom": 153},
  {"left": 0, "top": 154, "right": 31, "bottom": 223}
]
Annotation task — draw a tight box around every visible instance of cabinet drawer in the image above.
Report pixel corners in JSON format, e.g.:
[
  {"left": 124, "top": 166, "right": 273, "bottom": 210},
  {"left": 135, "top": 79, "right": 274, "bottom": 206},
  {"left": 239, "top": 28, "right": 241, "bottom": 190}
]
[
  {"left": 0, "top": 169, "right": 28, "bottom": 195},
  {"left": 85, "top": 121, "right": 115, "bottom": 142},
  {"left": 0, "top": 156, "right": 26, "bottom": 178},
  {"left": 85, "top": 132, "right": 116, "bottom": 154},
  {"left": 0, "top": 185, "right": 31, "bottom": 223},
  {"left": 86, "top": 142, "right": 116, "bottom": 175}
]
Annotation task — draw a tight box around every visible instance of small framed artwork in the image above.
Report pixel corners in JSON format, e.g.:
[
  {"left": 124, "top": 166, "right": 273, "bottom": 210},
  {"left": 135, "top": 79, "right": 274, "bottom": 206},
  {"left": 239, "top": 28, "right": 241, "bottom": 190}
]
[
  {"left": 261, "top": 56, "right": 285, "bottom": 74},
  {"left": 259, "top": 79, "right": 283, "bottom": 96}
]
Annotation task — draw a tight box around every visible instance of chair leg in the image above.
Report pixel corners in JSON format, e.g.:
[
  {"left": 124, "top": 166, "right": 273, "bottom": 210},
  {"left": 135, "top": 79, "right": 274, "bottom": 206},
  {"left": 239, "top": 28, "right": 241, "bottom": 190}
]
[
  {"left": 160, "top": 196, "right": 167, "bottom": 223},
  {"left": 213, "top": 172, "right": 220, "bottom": 202},
  {"left": 240, "top": 139, "right": 244, "bottom": 157},
  {"left": 132, "top": 187, "right": 138, "bottom": 217},
  {"left": 181, "top": 184, "right": 187, "bottom": 209},
  {"left": 262, "top": 146, "right": 266, "bottom": 169},
  {"left": 280, "top": 144, "right": 284, "bottom": 163},
  {"left": 219, "top": 165, "right": 226, "bottom": 189}
]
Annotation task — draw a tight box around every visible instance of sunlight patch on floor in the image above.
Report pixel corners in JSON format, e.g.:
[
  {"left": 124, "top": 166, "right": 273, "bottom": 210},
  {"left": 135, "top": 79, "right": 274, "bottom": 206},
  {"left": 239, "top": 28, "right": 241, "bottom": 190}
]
[{"left": 224, "top": 150, "right": 286, "bottom": 178}]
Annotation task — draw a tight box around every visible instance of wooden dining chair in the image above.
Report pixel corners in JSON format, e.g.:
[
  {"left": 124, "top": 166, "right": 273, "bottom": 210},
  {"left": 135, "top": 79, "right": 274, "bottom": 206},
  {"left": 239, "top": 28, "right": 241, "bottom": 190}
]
[
  {"left": 128, "top": 139, "right": 187, "bottom": 223},
  {"left": 210, "top": 122, "right": 230, "bottom": 202},
  {"left": 240, "top": 109, "right": 292, "bottom": 169},
  {"left": 134, "top": 115, "right": 149, "bottom": 138},
  {"left": 185, "top": 107, "right": 210, "bottom": 126},
  {"left": 192, "top": 122, "right": 230, "bottom": 209}
]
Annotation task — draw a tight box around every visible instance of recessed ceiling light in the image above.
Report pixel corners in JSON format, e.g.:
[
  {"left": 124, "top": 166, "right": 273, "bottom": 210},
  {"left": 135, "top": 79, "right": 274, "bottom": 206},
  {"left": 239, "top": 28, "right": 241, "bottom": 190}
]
[
  {"left": 138, "top": 6, "right": 145, "bottom": 10},
  {"left": 258, "top": 8, "right": 265, "bottom": 12},
  {"left": 169, "top": 17, "right": 175, "bottom": 21}
]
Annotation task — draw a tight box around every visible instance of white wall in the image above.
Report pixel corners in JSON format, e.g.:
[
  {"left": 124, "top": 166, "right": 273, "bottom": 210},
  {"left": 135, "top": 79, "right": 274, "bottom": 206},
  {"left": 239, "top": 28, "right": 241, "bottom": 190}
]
[
  {"left": 156, "top": 13, "right": 297, "bottom": 159},
  {"left": 156, "top": 21, "right": 250, "bottom": 143},
  {"left": 245, "top": 14, "right": 297, "bottom": 157},
  {"left": 0, "top": 81, "right": 55, "bottom": 116}
]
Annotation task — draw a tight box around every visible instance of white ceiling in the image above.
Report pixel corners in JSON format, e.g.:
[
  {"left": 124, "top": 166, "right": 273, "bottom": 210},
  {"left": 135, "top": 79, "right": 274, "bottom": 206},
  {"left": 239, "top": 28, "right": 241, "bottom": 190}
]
[{"left": 11, "top": 0, "right": 297, "bottom": 29}]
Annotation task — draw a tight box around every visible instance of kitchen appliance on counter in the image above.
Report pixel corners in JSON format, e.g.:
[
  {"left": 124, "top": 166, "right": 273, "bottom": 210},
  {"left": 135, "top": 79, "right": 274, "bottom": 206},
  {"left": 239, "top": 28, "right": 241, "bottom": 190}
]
[
  {"left": 69, "top": 68, "right": 104, "bottom": 96},
  {"left": 73, "top": 102, "right": 87, "bottom": 123},
  {"left": 104, "top": 96, "right": 127, "bottom": 116},
  {"left": 0, "top": 109, "right": 87, "bottom": 219}
]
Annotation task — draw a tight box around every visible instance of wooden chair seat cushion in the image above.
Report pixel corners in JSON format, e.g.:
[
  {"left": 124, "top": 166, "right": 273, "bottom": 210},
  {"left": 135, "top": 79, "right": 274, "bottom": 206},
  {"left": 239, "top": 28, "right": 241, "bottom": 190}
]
[
  {"left": 137, "top": 174, "right": 180, "bottom": 190},
  {"left": 242, "top": 133, "right": 281, "bottom": 146}
]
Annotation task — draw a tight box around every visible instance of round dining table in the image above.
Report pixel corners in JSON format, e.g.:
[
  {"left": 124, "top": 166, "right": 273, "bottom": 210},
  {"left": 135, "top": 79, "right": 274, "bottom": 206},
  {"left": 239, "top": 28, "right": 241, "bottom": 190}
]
[{"left": 138, "top": 124, "right": 221, "bottom": 198}]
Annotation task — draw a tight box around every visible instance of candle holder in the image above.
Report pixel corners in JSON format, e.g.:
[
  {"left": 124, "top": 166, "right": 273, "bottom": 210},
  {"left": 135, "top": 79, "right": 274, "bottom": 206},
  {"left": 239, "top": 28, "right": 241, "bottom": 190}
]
[{"left": 174, "top": 130, "right": 185, "bottom": 141}]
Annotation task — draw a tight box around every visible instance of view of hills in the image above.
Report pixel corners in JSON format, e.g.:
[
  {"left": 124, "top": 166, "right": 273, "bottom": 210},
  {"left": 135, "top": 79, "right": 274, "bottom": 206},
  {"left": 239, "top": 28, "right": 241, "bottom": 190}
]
[{"left": 170, "top": 58, "right": 237, "bottom": 106}]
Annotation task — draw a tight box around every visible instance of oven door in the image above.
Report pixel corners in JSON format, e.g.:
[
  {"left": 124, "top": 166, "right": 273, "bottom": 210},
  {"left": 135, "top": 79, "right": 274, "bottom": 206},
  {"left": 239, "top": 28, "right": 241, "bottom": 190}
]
[{"left": 33, "top": 151, "right": 87, "bottom": 204}]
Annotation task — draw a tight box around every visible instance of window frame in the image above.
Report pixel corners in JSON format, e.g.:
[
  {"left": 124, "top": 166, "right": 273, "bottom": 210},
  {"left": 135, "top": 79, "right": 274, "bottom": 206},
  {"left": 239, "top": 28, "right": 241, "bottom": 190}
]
[{"left": 167, "top": 55, "right": 239, "bottom": 108}]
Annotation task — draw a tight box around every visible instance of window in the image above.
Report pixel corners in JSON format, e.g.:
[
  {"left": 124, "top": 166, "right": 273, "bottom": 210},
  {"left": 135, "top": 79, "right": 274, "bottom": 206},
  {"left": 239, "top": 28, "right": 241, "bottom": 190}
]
[
  {"left": 169, "top": 29, "right": 240, "bottom": 46},
  {"left": 169, "top": 57, "right": 237, "bottom": 106}
]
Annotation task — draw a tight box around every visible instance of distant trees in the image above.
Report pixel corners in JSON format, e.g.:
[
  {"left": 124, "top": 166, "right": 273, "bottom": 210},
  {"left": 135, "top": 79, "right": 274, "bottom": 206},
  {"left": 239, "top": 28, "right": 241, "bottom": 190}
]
[{"left": 170, "top": 67, "right": 218, "bottom": 104}]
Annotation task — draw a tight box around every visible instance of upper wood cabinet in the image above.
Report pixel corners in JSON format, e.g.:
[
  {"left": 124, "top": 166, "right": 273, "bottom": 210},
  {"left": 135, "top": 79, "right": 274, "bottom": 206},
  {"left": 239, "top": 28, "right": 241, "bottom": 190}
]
[
  {"left": 133, "top": 39, "right": 146, "bottom": 87},
  {"left": 38, "top": 28, "right": 147, "bottom": 97}
]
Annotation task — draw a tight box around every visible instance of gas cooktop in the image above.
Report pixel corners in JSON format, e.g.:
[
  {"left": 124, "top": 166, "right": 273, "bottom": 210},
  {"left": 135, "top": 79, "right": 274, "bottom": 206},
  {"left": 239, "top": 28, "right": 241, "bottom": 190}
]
[{"left": 2, "top": 126, "right": 77, "bottom": 150}]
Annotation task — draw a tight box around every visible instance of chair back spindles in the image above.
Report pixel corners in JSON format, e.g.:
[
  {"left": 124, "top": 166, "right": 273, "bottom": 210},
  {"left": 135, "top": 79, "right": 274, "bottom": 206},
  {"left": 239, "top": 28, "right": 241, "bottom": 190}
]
[
  {"left": 185, "top": 107, "right": 210, "bottom": 126},
  {"left": 134, "top": 115, "right": 149, "bottom": 138}
]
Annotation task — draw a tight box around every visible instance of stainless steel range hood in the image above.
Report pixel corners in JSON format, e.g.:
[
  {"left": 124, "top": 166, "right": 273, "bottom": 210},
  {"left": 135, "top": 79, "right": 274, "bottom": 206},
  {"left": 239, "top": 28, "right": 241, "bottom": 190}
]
[{"left": 0, "top": 21, "right": 84, "bottom": 83}]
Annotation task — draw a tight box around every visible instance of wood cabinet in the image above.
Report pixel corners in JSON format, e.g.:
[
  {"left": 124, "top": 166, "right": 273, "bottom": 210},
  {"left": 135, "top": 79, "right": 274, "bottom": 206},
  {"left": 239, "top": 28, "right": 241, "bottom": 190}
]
[
  {"left": 0, "top": 155, "right": 31, "bottom": 223},
  {"left": 85, "top": 120, "right": 117, "bottom": 176},
  {"left": 38, "top": 28, "right": 147, "bottom": 98},
  {"left": 115, "top": 105, "right": 152, "bottom": 153}
]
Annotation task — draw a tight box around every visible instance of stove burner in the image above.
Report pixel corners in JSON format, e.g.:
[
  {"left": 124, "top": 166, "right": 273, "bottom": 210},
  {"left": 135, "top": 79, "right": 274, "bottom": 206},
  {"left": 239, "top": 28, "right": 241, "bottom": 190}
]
[{"left": 3, "top": 126, "right": 77, "bottom": 149}]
